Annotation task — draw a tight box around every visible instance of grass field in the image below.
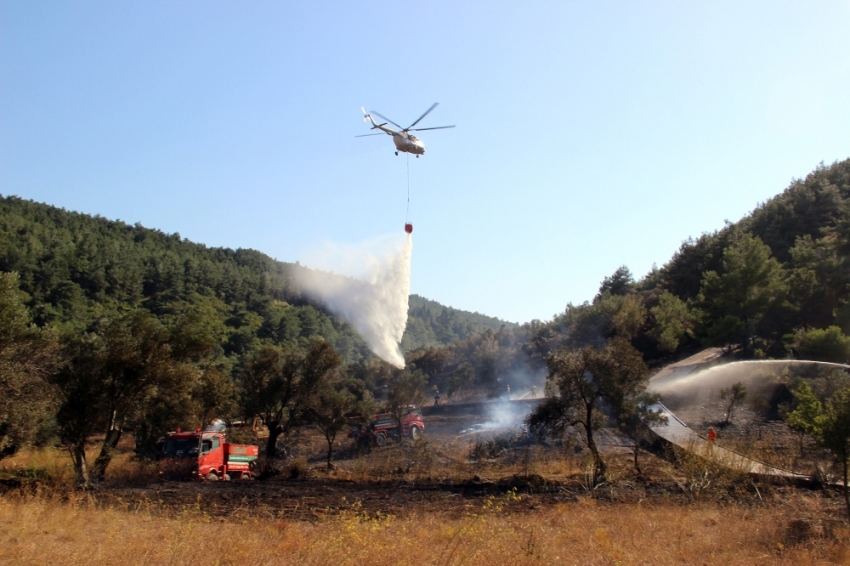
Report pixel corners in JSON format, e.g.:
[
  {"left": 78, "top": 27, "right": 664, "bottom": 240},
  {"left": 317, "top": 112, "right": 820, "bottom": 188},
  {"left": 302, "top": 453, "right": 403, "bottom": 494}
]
[
  {"left": 1, "top": 413, "right": 849, "bottom": 565},
  {"left": 1, "top": 490, "right": 847, "bottom": 566}
]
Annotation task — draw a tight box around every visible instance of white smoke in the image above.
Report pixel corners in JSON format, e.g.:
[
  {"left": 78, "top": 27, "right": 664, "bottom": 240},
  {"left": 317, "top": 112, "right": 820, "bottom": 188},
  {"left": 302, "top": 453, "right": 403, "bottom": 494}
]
[{"left": 293, "top": 233, "right": 412, "bottom": 368}]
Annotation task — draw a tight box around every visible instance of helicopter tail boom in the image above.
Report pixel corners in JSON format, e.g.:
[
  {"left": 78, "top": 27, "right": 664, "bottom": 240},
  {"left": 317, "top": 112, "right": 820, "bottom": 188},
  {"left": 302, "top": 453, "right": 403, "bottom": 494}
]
[{"left": 361, "top": 107, "right": 379, "bottom": 128}]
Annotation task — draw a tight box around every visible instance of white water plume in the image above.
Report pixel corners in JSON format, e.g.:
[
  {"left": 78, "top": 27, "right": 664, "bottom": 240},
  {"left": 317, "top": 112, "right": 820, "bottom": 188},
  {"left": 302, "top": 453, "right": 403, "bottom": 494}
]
[
  {"left": 652, "top": 359, "right": 850, "bottom": 394},
  {"left": 293, "top": 233, "right": 412, "bottom": 368},
  {"left": 650, "top": 359, "right": 850, "bottom": 409}
]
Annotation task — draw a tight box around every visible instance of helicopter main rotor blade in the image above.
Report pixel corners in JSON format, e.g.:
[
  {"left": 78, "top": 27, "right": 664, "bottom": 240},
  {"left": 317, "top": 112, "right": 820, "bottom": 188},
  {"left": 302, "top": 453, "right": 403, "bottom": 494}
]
[
  {"left": 409, "top": 125, "right": 456, "bottom": 131},
  {"left": 370, "top": 111, "right": 403, "bottom": 130},
  {"left": 406, "top": 102, "right": 439, "bottom": 130},
  {"left": 355, "top": 132, "right": 386, "bottom": 137}
]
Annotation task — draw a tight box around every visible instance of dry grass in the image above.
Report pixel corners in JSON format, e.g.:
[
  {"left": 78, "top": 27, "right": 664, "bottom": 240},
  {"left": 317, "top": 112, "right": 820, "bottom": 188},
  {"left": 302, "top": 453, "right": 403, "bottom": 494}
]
[
  {"left": 0, "top": 446, "right": 159, "bottom": 489},
  {"left": 0, "top": 491, "right": 847, "bottom": 566},
  {"left": 2, "top": 440, "right": 849, "bottom": 565}
]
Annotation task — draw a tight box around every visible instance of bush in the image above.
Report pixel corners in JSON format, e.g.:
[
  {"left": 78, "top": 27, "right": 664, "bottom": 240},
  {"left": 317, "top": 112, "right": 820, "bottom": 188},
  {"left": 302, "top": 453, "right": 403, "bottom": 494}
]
[
  {"left": 287, "top": 457, "right": 308, "bottom": 479},
  {"left": 788, "top": 326, "right": 850, "bottom": 364},
  {"left": 470, "top": 429, "right": 532, "bottom": 461}
]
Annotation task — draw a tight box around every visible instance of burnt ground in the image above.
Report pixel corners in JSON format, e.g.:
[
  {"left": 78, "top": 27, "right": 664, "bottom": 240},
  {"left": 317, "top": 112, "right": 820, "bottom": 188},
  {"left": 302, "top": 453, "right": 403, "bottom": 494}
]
[
  {"left": 3, "top": 398, "right": 846, "bottom": 522},
  {"left": 661, "top": 388, "right": 833, "bottom": 476},
  {"left": 98, "top": 472, "right": 841, "bottom": 523},
  {"left": 89, "top": 401, "right": 844, "bottom": 522}
]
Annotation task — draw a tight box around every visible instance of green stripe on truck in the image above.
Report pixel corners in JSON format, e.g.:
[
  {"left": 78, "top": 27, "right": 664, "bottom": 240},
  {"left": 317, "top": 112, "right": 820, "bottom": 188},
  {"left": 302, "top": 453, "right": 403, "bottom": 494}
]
[{"left": 227, "top": 455, "right": 257, "bottom": 462}]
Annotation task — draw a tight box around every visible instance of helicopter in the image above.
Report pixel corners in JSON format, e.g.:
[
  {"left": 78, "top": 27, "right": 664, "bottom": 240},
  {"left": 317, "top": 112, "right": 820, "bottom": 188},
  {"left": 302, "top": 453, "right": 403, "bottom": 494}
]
[{"left": 357, "top": 103, "right": 455, "bottom": 157}]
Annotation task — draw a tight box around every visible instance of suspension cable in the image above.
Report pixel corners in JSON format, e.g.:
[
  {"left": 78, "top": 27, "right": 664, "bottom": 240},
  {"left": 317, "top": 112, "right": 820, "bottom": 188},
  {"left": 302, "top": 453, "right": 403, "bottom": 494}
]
[{"left": 406, "top": 152, "right": 410, "bottom": 223}]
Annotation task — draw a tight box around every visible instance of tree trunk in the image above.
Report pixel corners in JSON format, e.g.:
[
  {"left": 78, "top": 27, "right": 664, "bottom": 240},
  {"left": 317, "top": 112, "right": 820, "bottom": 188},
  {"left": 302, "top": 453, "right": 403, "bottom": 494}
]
[
  {"left": 71, "top": 442, "right": 90, "bottom": 488},
  {"left": 265, "top": 425, "right": 282, "bottom": 459},
  {"left": 584, "top": 405, "right": 606, "bottom": 486},
  {"left": 844, "top": 454, "right": 850, "bottom": 519},
  {"left": 633, "top": 443, "right": 642, "bottom": 477},
  {"left": 586, "top": 430, "right": 606, "bottom": 485},
  {"left": 91, "top": 428, "right": 122, "bottom": 483},
  {"left": 326, "top": 437, "right": 333, "bottom": 469}
]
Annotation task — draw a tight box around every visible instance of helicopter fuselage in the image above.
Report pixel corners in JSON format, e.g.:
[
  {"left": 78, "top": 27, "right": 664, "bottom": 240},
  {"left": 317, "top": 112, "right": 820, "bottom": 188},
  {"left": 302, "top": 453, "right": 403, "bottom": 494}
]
[
  {"left": 392, "top": 133, "right": 425, "bottom": 155},
  {"left": 359, "top": 105, "right": 453, "bottom": 157}
]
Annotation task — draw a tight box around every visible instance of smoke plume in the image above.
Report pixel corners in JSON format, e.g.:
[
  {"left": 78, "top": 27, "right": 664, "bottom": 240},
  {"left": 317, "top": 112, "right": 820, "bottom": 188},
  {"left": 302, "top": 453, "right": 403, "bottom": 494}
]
[{"left": 293, "top": 233, "right": 412, "bottom": 368}]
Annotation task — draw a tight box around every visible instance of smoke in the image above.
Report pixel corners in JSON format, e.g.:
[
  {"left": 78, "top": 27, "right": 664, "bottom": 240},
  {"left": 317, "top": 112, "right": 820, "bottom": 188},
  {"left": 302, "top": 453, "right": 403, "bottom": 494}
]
[
  {"left": 293, "top": 233, "right": 412, "bottom": 368},
  {"left": 484, "top": 400, "right": 529, "bottom": 429},
  {"left": 458, "top": 400, "right": 532, "bottom": 436},
  {"left": 501, "top": 367, "right": 547, "bottom": 400}
]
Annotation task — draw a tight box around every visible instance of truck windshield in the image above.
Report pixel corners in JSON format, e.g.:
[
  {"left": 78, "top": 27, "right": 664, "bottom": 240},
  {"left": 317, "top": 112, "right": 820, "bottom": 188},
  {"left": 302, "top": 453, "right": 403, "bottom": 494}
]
[{"left": 161, "top": 438, "right": 201, "bottom": 458}]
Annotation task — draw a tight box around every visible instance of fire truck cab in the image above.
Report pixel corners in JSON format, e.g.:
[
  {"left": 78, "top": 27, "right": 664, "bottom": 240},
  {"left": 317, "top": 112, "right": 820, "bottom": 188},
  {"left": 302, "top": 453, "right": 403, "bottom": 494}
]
[{"left": 159, "top": 430, "right": 259, "bottom": 481}]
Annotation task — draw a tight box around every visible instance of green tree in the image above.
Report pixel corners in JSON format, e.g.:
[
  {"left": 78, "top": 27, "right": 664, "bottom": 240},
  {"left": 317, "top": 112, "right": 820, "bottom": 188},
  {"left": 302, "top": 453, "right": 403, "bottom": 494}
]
[
  {"left": 0, "top": 272, "right": 62, "bottom": 459},
  {"left": 448, "top": 362, "right": 475, "bottom": 399},
  {"left": 386, "top": 368, "right": 427, "bottom": 438},
  {"left": 53, "top": 335, "right": 103, "bottom": 486},
  {"left": 597, "top": 265, "right": 635, "bottom": 297},
  {"left": 783, "top": 380, "right": 823, "bottom": 452},
  {"left": 241, "top": 339, "right": 342, "bottom": 459},
  {"left": 526, "top": 338, "right": 650, "bottom": 485},
  {"left": 310, "top": 376, "right": 372, "bottom": 468},
  {"left": 697, "top": 235, "right": 788, "bottom": 353},
  {"left": 650, "top": 291, "right": 693, "bottom": 352},
  {"left": 191, "top": 367, "right": 237, "bottom": 429},
  {"left": 623, "top": 391, "right": 667, "bottom": 476},
  {"left": 407, "top": 347, "right": 453, "bottom": 380},
  {"left": 818, "top": 387, "right": 850, "bottom": 521},
  {"left": 788, "top": 326, "right": 850, "bottom": 364},
  {"left": 52, "top": 310, "right": 195, "bottom": 485}
]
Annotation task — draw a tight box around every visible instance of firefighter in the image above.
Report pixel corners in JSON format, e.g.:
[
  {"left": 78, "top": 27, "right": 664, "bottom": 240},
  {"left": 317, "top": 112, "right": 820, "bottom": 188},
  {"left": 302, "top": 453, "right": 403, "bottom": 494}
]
[
  {"left": 707, "top": 426, "right": 717, "bottom": 443},
  {"left": 434, "top": 389, "right": 440, "bottom": 406}
]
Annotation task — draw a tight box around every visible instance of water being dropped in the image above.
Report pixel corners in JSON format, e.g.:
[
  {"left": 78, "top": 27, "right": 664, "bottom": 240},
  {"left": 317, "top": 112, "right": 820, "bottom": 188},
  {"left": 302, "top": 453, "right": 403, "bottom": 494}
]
[{"left": 293, "top": 233, "right": 412, "bottom": 368}]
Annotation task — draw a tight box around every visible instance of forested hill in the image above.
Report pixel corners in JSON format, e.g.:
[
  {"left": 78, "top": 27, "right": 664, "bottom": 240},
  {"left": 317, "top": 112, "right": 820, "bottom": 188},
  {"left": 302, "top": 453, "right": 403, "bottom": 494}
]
[
  {"left": 402, "top": 295, "right": 517, "bottom": 351},
  {"left": 567, "top": 157, "right": 850, "bottom": 363},
  {"left": 0, "top": 196, "right": 507, "bottom": 360}
]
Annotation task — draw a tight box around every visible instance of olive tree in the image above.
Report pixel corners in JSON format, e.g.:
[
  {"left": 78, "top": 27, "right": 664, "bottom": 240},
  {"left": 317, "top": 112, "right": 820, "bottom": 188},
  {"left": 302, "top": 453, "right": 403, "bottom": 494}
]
[
  {"left": 720, "top": 382, "right": 747, "bottom": 425},
  {"left": 0, "top": 272, "right": 62, "bottom": 460},
  {"left": 241, "top": 339, "right": 342, "bottom": 459},
  {"left": 526, "top": 338, "right": 650, "bottom": 486},
  {"left": 53, "top": 310, "right": 195, "bottom": 486},
  {"left": 386, "top": 368, "right": 426, "bottom": 438},
  {"left": 309, "top": 376, "right": 373, "bottom": 468}
]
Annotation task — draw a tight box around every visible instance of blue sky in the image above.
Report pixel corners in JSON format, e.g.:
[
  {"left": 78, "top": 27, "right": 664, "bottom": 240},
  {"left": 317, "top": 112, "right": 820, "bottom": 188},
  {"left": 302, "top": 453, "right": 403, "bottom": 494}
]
[{"left": 2, "top": 1, "right": 849, "bottom": 323}]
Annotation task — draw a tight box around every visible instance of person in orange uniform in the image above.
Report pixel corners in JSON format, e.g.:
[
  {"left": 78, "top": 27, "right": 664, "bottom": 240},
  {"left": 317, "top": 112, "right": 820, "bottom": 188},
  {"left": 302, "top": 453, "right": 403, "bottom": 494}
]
[{"left": 707, "top": 426, "right": 717, "bottom": 442}]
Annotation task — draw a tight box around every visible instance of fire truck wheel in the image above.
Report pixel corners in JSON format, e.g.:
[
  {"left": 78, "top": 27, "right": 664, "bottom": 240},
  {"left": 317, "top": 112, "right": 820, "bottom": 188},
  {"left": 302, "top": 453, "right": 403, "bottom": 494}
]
[
  {"left": 410, "top": 425, "right": 422, "bottom": 440},
  {"left": 224, "top": 473, "right": 231, "bottom": 481},
  {"left": 375, "top": 432, "right": 387, "bottom": 447},
  {"left": 206, "top": 471, "right": 219, "bottom": 481}
]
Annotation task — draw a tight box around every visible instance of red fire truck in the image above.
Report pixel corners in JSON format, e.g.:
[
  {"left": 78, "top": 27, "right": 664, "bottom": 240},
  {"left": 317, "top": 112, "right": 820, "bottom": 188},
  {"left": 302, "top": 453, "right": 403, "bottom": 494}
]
[
  {"left": 159, "top": 429, "right": 259, "bottom": 481},
  {"left": 348, "top": 406, "right": 425, "bottom": 447}
]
